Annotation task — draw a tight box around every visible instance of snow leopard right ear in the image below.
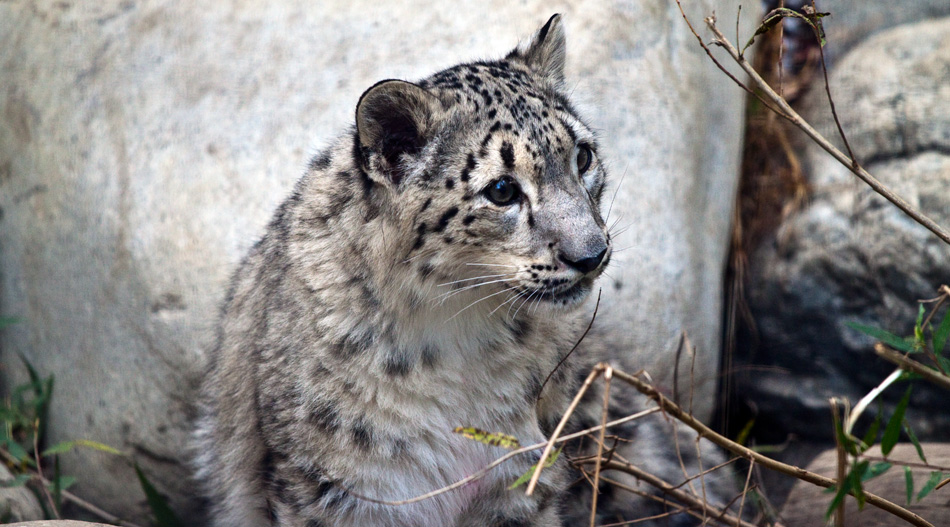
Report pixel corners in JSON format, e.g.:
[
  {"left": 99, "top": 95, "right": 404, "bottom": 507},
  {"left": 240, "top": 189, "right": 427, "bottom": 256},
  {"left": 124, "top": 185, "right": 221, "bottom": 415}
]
[
  {"left": 356, "top": 80, "right": 444, "bottom": 186},
  {"left": 508, "top": 14, "right": 566, "bottom": 87}
]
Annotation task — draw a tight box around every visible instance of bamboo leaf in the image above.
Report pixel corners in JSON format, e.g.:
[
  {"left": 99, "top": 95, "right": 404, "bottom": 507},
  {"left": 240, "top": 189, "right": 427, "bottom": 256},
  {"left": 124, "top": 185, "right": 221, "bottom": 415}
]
[
  {"left": 453, "top": 427, "right": 520, "bottom": 449},
  {"left": 135, "top": 463, "right": 185, "bottom": 527},
  {"left": 882, "top": 386, "right": 912, "bottom": 456},
  {"left": 845, "top": 322, "right": 915, "bottom": 352},
  {"left": 917, "top": 471, "right": 944, "bottom": 502},
  {"left": 934, "top": 307, "right": 950, "bottom": 355},
  {"left": 903, "top": 421, "right": 927, "bottom": 464},
  {"left": 509, "top": 449, "right": 561, "bottom": 490},
  {"left": 914, "top": 304, "right": 926, "bottom": 352},
  {"left": 905, "top": 466, "right": 914, "bottom": 505},
  {"left": 863, "top": 462, "right": 892, "bottom": 482},
  {"left": 852, "top": 460, "right": 869, "bottom": 509},
  {"left": 42, "top": 439, "right": 124, "bottom": 457},
  {"left": 860, "top": 412, "right": 881, "bottom": 452}
]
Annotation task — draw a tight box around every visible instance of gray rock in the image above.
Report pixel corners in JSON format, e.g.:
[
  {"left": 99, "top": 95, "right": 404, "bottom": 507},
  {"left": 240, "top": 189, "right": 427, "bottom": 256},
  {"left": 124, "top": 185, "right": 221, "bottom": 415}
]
[
  {"left": 0, "top": 1, "right": 753, "bottom": 522},
  {"left": 781, "top": 443, "right": 950, "bottom": 527},
  {"left": 741, "top": 18, "right": 950, "bottom": 441},
  {"left": 0, "top": 465, "right": 43, "bottom": 523},
  {"left": 816, "top": 0, "right": 950, "bottom": 66}
]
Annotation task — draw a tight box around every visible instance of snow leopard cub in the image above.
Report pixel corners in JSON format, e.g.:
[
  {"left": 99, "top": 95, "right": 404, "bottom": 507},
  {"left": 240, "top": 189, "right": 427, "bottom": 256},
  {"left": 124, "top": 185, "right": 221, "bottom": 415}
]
[{"left": 196, "top": 15, "right": 615, "bottom": 527}]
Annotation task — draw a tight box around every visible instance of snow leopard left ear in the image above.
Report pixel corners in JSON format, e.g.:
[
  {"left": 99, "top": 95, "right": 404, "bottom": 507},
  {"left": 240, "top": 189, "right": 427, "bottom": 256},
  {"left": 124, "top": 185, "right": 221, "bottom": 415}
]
[
  {"left": 356, "top": 79, "right": 445, "bottom": 186},
  {"left": 508, "top": 14, "right": 566, "bottom": 87}
]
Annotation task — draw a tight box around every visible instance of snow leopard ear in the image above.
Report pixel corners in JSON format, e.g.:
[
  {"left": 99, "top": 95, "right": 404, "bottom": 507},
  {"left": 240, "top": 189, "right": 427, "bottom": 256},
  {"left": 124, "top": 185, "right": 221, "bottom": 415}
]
[
  {"left": 509, "top": 14, "right": 566, "bottom": 87},
  {"left": 356, "top": 79, "right": 444, "bottom": 186}
]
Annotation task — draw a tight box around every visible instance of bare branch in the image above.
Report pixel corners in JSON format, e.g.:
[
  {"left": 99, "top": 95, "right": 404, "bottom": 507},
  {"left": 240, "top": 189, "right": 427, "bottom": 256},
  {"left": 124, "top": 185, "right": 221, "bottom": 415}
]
[
  {"left": 611, "top": 369, "right": 935, "bottom": 527},
  {"left": 875, "top": 343, "right": 950, "bottom": 391},
  {"left": 701, "top": 15, "right": 950, "bottom": 246}
]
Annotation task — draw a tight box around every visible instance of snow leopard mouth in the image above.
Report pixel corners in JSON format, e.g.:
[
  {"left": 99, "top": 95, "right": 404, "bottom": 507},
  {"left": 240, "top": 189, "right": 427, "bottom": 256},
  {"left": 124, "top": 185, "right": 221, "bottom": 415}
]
[{"left": 516, "top": 277, "right": 594, "bottom": 307}]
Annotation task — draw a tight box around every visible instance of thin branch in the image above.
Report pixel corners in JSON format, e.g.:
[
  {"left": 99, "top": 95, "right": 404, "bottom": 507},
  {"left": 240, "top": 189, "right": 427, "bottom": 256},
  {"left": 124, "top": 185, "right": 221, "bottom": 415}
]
[
  {"left": 736, "top": 459, "right": 755, "bottom": 527},
  {"left": 527, "top": 364, "right": 606, "bottom": 495},
  {"left": 349, "top": 404, "right": 660, "bottom": 506},
  {"left": 701, "top": 16, "right": 950, "bottom": 246},
  {"left": 611, "top": 368, "right": 935, "bottom": 527},
  {"left": 808, "top": 1, "right": 856, "bottom": 165},
  {"left": 875, "top": 343, "right": 950, "bottom": 391},
  {"left": 831, "top": 399, "right": 847, "bottom": 527},
  {"left": 672, "top": 1, "right": 793, "bottom": 119},
  {"left": 590, "top": 365, "right": 613, "bottom": 527},
  {"left": 585, "top": 462, "right": 763, "bottom": 527}
]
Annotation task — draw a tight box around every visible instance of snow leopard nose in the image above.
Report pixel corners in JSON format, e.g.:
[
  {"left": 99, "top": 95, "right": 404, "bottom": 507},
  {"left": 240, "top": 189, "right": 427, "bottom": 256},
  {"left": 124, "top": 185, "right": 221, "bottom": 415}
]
[{"left": 559, "top": 246, "right": 608, "bottom": 274}]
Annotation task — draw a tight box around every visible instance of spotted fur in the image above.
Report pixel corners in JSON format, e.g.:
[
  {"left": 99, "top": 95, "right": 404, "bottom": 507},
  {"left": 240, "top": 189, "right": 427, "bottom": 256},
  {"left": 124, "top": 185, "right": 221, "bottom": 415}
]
[{"left": 194, "top": 15, "right": 728, "bottom": 527}]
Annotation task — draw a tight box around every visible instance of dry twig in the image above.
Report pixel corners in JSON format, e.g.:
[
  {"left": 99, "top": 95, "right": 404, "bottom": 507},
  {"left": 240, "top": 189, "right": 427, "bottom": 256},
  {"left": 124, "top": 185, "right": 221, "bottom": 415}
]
[
  {"left": 611, "top": 368, "right": 934, "bottom": 527},
  {"left": 696, "top": 13, "right": 950, "bottom": 245},
  {"left": 875, "top": 343, "right": 950, "bottom": 391}
]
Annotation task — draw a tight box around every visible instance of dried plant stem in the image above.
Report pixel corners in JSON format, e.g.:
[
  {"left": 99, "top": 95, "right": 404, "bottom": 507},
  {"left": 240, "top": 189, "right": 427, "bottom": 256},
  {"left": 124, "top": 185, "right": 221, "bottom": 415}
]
[
  {"left": 831, "top": 399, "right": 847, "bottom": 527},
  {"left": 589, "top": 365, "right": 613, "bottom": 526},
  {"left": 875, "top": 343, "right": 950, "bottom": 391},
  {"left": 611, "top": 369, "right": 934, "bottom": 527},
  {"left": 350, "top": 404, "right": 659, "bottom": 506},
  {"left": 527, "top": 364, "right": 607, "bottom": 495},
  {"left": 586, "top": 463, "right": 761, "bottom": 527},
  {"left": 701, "top": 16, "right": 950, "bottom": 246},
  {"left": 0, "top": 448, "right": 145, "bottom": 527}
]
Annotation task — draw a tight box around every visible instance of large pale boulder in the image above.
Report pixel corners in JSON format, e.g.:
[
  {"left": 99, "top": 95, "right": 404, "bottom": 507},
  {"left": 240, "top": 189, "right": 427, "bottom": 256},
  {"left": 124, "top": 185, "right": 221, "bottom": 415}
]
[
  {"left": 817, "top": 0, "right": 950, "bottom": 65},
  {"left": 741, "top": 18, "right": 950, "bottom": 443},
  {"left": 0, "top": 1, "right": 753, "bottom": 522}
]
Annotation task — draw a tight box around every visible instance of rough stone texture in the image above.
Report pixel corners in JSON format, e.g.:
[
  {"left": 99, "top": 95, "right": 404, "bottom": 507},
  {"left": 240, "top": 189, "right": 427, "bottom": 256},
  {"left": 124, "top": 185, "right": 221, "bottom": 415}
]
[
  {"left": 781, "top": 443, "right": 950, "bottom": 526},
  {"left": 0, "top": 1, "right": 753, "bottom": 522},
  {"left": 0, "top": 465, "right": 43, "bottom": 523},
  {"left": 816, "top": 0, "right": 950, "bottom": 66},
  {"left": 740, "top": 19, "right": 950, "bottom": 443}
]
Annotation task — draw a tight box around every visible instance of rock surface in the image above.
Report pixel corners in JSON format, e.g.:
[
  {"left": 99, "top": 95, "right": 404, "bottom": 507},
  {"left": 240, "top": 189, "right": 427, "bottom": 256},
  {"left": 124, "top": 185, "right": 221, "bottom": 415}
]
[
  {"left": 816, "top": 0, "right": 950, "bottom": 65},
  {"left": 0, "top": 1, "right": 753, "bottom": 522},
  {"left": 740, "top": 18, "right": 950, "bottom": 443},
  {"left": 781, "top": 443, "right": 950, "bottom": 527},
  {"left": 0, "top": 465, "right": 43, "bottom": 523}
]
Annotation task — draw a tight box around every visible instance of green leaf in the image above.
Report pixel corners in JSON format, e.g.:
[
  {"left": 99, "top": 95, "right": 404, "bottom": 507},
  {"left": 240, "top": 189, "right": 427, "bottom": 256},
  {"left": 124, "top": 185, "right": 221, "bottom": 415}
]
[
  {"left": 934, "top": 307, "right": 950, "bottom": 355},
  {"left": 453, "top": 427, "right": 520, "bottom": 449},
  {"left": 845, "top": 322, "right": 915, "bottom": 352},
  {"left": 860, "top": 412, "right": 881, "bottom": 452},
  {"left": 509, "top": 449, "right": 561, "bottom": 490},
  {"left": 917, "top": 471, "right": 943, "bottom": 502},
  {"left": 0, "top": 474, "right": 32, "bottom": 488},
  {"left": 905, "top": 466, "right": 914, "bottom": 505},
  {"left": 882, "top": 386, "right": 912, "bottom": 456},
  {"left": 735, "top": 418, "right": 755, "bottom": 446},
  {"left": 42, "top": 439, "right": 124, "bottom": 457},
  {"left": 826, "top": 462, "right": 867, "bottom": 518},
  {"left": 135, "top": 463, "right": 185, "bottom": 527},
  {"left": 852, "top": 460, "right": 869, "bottom": 510},
  {"left": 0, "top": 316, "right": 18, "bottom": 329},
  {"left": 863, "top": 462, "right": 892, "bottom": 482},
  {"left": 903, "top": 421, "right": 927, "bottom": 464},
  {"left": 1, "top": 437, "right": 30, "bottom": 463},
  {"left": 914, "top": 304, "right": 926, "bottom": 352}
]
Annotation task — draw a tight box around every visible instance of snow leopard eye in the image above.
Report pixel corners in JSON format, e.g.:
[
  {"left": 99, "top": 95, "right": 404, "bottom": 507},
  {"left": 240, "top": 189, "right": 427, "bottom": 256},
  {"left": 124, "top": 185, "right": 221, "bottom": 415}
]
[
  {"left": 484, "top": 176, "right": 521, "bottom": 205},
  {"left": 576, "top": 143, "right": 593, "bottom": 174}
]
